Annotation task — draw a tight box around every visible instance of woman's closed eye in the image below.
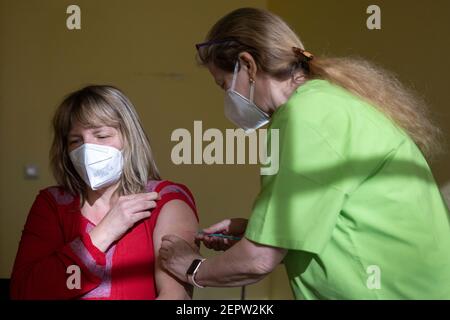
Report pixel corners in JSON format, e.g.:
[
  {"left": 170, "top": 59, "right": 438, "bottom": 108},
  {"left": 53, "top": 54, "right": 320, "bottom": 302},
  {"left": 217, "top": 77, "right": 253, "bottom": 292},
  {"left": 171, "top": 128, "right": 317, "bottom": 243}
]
[{"left": 68, "top": 138, "right": 81, "bottom": 145}]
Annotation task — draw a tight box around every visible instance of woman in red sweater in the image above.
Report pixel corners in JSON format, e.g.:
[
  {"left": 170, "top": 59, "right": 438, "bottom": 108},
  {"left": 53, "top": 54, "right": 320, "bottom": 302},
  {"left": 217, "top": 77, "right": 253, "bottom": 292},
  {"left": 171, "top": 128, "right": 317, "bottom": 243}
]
[{"left": 10, "top": 85, "right": 199, "bottom": 300}]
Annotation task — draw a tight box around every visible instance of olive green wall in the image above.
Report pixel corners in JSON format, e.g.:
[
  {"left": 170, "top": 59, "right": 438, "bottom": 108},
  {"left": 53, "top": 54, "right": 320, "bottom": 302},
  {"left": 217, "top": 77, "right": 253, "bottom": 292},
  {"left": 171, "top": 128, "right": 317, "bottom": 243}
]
[{"left": 1, "top": 0, "right": 449, "bottom": 300}]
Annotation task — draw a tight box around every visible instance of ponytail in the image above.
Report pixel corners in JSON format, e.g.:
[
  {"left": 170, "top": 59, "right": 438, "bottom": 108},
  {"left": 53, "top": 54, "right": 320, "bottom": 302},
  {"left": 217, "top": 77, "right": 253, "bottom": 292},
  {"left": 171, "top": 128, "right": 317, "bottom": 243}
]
[
  {"left": 198, "top": 7, "right": 444, "bottom": 161},
  {"left": 307, "top": 56, "right": 444, "bottom": 160}
]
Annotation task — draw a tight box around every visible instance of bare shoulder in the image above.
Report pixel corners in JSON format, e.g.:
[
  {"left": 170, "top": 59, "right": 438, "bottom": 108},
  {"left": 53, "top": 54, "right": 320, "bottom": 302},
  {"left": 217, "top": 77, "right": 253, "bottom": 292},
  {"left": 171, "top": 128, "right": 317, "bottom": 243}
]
[{"left": 154, "top": 199, "right": 198, "bottom": 245}]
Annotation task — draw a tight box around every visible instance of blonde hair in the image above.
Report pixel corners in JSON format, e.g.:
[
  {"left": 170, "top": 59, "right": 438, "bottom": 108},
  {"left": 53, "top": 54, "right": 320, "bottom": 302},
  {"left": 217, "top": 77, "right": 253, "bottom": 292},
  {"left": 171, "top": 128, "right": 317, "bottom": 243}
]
[
  {"left": 197, "top": 7, "right": 444, "bottom": 161},
  {"left": 50, "top": 85, "right": 160, "bottom": 201}
]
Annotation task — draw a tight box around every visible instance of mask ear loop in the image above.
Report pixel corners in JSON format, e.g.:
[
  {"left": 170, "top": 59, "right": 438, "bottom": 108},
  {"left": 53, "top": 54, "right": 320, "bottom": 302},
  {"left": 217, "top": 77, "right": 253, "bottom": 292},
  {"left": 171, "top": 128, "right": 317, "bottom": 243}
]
[
  {"left": 232, "top": 60, "right": 255, "bottom": 103},
  {"left": 232, "top": 60, "right": 266, "bottom": 117},
  {"left": 231, "top": 61, "right": 239, "bottom": 91},
  {"left": 249, "top": 78, "right": 255, "bottom": 103}
]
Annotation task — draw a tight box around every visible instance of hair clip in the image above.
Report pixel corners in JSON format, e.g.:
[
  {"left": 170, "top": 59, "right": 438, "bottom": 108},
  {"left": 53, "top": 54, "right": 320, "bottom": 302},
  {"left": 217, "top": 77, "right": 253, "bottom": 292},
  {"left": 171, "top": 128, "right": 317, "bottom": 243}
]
[{"left": 292, "top": 47, "right": 314, "bottom": 61}]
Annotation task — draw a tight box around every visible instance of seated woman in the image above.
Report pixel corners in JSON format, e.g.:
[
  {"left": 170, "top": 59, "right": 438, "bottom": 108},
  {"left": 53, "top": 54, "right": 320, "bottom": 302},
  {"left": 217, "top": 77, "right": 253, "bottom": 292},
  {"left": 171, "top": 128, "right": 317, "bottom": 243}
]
[{"left": 10, "top": 85, "right": 199, "bottom": 299}]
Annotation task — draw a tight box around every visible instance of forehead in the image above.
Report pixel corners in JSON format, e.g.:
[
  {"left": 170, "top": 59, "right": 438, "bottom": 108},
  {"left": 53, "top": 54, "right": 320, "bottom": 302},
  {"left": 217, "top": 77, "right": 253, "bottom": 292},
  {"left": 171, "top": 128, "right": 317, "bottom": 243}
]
[{"left": 69, "top": 122, "right": 115, "bottom": 134}]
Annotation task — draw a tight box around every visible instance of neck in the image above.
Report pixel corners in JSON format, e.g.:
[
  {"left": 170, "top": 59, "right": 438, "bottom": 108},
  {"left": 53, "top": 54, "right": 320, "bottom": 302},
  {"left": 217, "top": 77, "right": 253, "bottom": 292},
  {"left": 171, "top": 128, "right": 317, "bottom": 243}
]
[
  {"left": 85, "top": 182, "right": 120, "bottom": 209},
  {"left": 267, "top": 76, "right": 306, "bottom": 114}
]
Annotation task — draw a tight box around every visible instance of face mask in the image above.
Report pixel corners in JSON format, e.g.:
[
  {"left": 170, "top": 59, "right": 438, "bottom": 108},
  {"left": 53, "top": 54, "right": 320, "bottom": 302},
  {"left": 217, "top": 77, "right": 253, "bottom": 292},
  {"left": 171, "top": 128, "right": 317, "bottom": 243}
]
[
  {"left": 69, "top": 143, "right": 124, "bottom": 190},
  {"left": 224, "top": 61, "right": 270, "bottom": 134}
]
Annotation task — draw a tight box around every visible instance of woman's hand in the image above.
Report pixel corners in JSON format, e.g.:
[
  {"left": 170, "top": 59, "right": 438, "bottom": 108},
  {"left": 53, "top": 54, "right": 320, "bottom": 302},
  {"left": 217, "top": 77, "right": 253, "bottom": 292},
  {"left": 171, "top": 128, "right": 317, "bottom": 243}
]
[
  {"left": 195, "top": 218, "right": 248, "bottom": 251},
  {"left": 89, "top": 192, "right": 160, "bottom": 252}
]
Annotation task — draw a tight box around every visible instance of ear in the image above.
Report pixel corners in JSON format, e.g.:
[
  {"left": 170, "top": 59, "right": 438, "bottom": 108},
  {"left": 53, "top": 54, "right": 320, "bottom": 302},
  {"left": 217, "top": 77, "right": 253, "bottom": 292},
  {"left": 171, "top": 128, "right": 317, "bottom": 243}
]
[
  {"left": 292, "top": 71, "right": 307, "bottom": 85},
  {"left": 238, "top": 52, "right": 258, "bottom": 81}
]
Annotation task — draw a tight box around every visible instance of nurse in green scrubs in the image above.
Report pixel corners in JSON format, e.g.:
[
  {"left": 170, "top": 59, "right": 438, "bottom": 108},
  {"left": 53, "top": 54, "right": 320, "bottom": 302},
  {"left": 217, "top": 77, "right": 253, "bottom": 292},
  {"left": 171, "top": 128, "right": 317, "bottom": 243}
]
[{"left": 159, "top": 7, "right": 450, "bottom": 299}]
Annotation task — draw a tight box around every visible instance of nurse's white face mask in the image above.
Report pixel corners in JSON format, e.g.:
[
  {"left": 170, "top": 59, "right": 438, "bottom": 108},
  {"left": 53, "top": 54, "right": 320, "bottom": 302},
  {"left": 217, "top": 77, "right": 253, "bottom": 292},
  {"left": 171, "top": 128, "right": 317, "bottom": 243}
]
[
  {"left": 224, "top": 61, "right": 270, "bottom": 133},
  {"left": 69, "top": 143, "right": 123, "bottom": 191}
]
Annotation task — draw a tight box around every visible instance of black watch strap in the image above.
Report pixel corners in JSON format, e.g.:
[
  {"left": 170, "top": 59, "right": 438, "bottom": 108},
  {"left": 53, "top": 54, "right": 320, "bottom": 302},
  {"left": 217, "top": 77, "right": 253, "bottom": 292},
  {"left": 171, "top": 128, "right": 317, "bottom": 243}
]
[{"left": 186, "top": 258, "right": 206, "bottom": 288}]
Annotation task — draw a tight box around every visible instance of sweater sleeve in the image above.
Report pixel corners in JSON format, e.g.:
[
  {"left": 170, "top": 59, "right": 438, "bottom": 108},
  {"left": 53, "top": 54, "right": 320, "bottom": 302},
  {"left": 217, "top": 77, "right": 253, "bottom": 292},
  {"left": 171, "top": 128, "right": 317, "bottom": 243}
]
[
  {"left": 10, "top": 189, "right": 106, "bottom": 300},
  {"left": 153, "top": 180, "right": 199, "bottom": 221}
]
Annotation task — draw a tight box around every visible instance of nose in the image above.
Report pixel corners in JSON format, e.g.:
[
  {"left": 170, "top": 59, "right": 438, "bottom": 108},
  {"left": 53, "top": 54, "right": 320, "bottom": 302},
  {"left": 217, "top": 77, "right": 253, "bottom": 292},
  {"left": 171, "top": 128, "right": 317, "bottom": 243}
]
[{"left": 82, "top": 135, "right": 96, "bottom": 145}]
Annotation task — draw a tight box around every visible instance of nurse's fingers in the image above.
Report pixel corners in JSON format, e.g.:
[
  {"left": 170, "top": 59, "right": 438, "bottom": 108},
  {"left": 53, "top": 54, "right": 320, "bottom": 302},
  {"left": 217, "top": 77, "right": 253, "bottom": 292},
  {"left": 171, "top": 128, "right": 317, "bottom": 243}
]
[
  {"left": 202, "top": 219, "right": 231, "bottom": 234},
  {"left": 218, "top": 238, "right": 232, "bottom": 251},
  {"left": 195, "top": 233, "right": 206, "bottom": 241},
  {"left": 198, "top": 235, "right": 229, "bottom": 251},
  {"left": 213, "top": 237, "right": 225, "bottom": 250},
  {"left": 203, "top": 236, "right": 219, "bottom": 250},
  {"left": 160, "top": 238, "right": 176, "bottom": 253},
  {"left": 209, "top": 238, "right": 219, "bottom": 251},
  {"left": 159, "top": 247, "right": 169, "bottom": 259},
  {"left": 200, "top": 235, "right": 213, "bottom": 249},
  {"left": 161, "top": 234, "right": 180, "bottom": 243}
]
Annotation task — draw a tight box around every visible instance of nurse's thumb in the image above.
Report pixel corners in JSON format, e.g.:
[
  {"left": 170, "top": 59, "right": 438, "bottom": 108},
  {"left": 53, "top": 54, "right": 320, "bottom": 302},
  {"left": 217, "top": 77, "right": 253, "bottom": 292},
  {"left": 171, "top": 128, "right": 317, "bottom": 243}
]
[{"left": 202, "top": 219, "right": 231, "bottom": 234}]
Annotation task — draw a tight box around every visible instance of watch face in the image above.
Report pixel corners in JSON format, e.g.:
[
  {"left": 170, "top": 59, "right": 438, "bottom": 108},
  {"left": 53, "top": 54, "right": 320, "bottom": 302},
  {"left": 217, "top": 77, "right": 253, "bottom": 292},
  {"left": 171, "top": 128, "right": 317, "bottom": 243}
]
[{"left": 186, "top": 259, "right": 202, "bottom": 275}]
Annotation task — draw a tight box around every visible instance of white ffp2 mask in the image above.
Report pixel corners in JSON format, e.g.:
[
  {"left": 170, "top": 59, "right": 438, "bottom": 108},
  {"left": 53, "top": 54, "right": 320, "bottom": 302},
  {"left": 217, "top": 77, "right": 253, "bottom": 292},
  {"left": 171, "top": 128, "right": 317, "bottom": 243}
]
[
  {"left": 224, "top": 61, "right": 270, "bottom": 133},
  {"left": 69, "top": 143, "right": 123, "bottom": 190}
]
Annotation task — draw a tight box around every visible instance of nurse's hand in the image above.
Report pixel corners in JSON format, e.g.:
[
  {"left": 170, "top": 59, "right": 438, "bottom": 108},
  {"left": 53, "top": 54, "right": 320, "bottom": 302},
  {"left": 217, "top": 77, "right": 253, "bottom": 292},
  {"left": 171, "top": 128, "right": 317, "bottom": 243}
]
[
  {"left": 160, "top": 235, "right": 202, "bottom": 283},
  {"left": 195, "top": 218, "right": 248, "bottom": 251}
]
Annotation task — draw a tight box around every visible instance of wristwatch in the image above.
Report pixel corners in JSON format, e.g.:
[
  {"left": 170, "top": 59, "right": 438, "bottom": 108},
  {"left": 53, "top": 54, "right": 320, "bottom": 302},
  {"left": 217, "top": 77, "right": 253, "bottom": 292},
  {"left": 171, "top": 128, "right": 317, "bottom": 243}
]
[{"left": 186, "top": 258, "right": 206, "bottom": 288}]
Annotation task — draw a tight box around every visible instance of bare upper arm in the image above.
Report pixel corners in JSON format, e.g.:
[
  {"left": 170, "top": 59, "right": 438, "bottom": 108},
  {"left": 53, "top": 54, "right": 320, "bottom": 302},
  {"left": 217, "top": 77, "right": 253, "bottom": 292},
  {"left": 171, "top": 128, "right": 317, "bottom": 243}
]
[{"left": 153, "top": 199, "right": 199, "bottom": 299}]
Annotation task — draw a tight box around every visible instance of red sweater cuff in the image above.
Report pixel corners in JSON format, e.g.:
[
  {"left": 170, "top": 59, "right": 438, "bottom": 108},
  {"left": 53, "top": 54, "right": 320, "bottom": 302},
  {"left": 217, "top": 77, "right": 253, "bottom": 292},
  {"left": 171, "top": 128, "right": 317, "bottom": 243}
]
[{"left": 80, "top": 232, "right": 106, "bottom": 266}]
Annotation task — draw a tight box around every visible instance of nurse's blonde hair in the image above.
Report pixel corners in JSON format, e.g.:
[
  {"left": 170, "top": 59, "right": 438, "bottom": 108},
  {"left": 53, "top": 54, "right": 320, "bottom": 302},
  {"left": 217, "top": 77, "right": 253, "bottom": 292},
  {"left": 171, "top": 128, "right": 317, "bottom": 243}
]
[
  {"left": 197, "top": 7, "right": 444, "bottom": 161},
  {"left": 50, "top": 85, "right": 160, "bottom": 202}
]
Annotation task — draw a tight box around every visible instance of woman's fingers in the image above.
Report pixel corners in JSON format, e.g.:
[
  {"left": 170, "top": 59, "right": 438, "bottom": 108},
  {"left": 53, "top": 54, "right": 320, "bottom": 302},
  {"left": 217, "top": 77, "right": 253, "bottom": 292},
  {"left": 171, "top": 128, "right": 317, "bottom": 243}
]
[
  {"left": 131, "top": 210, "right": 152, "bottom": 223},
  {"left": 121, "top": 192, "right": 160, "bottom": 202},
  {"left": 117, "top": 193, "right": 160, "bottom": 216},
  {"left": 128, "top": 200, "right": 157, "bottom": 213}
]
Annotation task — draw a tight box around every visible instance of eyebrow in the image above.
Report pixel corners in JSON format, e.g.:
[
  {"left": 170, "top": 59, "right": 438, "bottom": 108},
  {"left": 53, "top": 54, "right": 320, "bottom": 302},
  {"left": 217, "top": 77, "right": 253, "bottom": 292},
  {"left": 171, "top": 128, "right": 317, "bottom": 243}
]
[
  {"left": 68, "top": 126, "right": 112, "bottom": 137},
  {"left": 92, "top": 127, "right": 111, "bottom": 134}
]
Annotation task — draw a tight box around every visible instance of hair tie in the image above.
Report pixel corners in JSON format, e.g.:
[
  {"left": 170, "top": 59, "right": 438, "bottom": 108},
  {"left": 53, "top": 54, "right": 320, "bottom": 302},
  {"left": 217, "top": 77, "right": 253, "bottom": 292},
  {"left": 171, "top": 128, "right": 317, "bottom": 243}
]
[{"left": 292, "top": 47, "right": 314, "bottom": 62}]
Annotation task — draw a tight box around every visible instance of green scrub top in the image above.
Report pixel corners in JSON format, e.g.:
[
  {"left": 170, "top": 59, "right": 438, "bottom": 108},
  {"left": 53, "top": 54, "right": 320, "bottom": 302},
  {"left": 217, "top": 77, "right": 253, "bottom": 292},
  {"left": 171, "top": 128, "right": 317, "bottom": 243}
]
[{"left": 245, "top": 79, "right": 450, "bottom": 299}]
